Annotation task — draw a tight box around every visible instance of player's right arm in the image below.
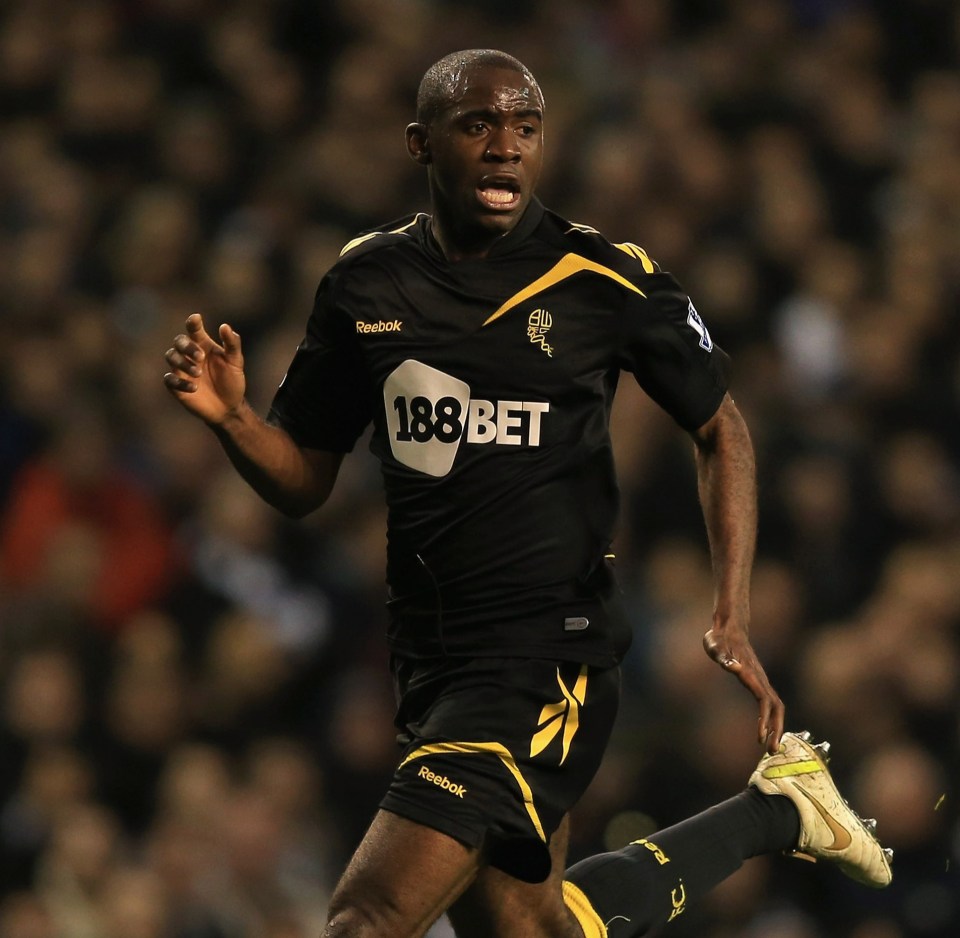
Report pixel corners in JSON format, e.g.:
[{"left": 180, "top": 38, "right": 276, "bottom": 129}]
[{"left": 163, "top": 313, "right": 343, "bottom": 518}]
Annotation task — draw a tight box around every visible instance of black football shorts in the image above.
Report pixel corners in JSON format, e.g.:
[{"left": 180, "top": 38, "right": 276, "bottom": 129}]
[{"left": 380, "top": 655, "right": 621, "bottom": 883}]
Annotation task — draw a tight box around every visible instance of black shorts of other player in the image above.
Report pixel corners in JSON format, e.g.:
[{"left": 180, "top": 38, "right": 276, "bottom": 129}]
[{"left": 381, "top": 655, "right": 620, "bottom": 883}]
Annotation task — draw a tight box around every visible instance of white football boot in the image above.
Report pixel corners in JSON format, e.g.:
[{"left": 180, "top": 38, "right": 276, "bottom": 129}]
[{"left": 750, "top": 731, "right": 893, "bottom": 888}]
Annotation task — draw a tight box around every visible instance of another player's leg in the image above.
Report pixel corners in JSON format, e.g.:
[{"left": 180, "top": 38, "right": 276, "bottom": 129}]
[
  {"left": 322, "top": 809, "right": 480, "bottom": 938},
  {"left": 562, "top": 731, "right": 892, "bottom": 937}
]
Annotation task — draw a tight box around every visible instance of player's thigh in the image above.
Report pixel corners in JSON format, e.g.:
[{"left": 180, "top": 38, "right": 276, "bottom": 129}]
[
  {"left": 446, "top": 816, "right": 582, "bottom": 938},
  {"left": 324, "top": 809, "right": 480, "bottom": 938}
]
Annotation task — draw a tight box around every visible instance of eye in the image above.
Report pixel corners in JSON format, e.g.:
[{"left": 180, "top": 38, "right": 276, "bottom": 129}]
[
  {"left": 517, "top": 124, "right": 537, "bottom": 137},
  {"left": 467, "top": 122, "right": 488, "bottom": 135}
]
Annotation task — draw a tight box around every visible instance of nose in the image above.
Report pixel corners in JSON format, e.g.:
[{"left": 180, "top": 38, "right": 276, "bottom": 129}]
[{"left": 484, "top": 124, "right": 520, "bottom": 162}]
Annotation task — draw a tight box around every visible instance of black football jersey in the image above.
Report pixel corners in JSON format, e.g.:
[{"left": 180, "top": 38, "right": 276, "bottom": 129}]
[{"left": 268, "top": 200, "right": 728, "bottom": 665}]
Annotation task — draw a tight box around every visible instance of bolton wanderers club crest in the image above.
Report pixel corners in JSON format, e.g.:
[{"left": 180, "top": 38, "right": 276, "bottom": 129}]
[{"left": 527, "top": 308, "right": 553, "bottom": 357}]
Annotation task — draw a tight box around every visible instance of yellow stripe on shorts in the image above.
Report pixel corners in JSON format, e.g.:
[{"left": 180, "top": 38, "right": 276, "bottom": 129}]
[{"left": 398, "top": 741, "right": 546, "bottom": 841}]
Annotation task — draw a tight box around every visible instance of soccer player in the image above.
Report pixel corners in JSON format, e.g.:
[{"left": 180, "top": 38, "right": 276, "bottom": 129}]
[{"left": 164, "top": 49, "right": 892, "bottom": 938}]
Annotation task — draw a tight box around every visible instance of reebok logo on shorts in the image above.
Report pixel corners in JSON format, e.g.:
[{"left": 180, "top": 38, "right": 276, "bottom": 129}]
[
  {"left": 417, "top": 765, "right": 467, "bottom": 798},
  {"left": 356, "top": 319, "right": 402, "bottom": 333}
]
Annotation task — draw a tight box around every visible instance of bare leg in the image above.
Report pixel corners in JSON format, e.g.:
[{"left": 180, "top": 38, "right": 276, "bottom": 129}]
[{"left": 323, "top": 810, "right": 481, "bottom": 938}]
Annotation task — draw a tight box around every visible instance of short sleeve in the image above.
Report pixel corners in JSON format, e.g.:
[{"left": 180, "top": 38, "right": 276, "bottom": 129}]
[
  {"left": 617, "top": 271, "right": 730, "bottom": 431},
  {"left": 267, "top": 270, "right": 373, "bottom": 452}
]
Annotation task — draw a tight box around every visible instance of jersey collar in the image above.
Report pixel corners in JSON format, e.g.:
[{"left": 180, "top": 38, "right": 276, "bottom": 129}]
[{"left": 420, "top": 198, "right": 545, "bottom": 262}]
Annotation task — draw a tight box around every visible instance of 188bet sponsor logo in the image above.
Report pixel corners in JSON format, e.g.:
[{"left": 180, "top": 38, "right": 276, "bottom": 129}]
[{"left": 383, "top": 359, "right": 549, "bottom": 477}]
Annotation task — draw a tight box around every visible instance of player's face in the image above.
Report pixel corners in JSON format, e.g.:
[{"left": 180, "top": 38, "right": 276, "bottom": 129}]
[{"left": 423, "top": 66, "right": 544, "bottom": 249}]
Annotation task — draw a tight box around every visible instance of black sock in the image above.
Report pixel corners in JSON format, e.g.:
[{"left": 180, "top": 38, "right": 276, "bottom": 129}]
[{"left": 564, "top": 789, "right": 800, "bottom": 937}]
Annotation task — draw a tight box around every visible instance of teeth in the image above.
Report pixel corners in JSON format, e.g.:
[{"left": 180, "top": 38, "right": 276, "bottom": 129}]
[
  {"left": 883, "top": 848, "right": 894, "bottom": 862},
  {"left": 482, "top": 188, "right": 515, "bottom": 204},
  {"left": 864, "top": 818, "right": 878, "bottom": 832},
  {"left": 814, "top": 741, "right": 831, "bottom": 755},
  {"left": 797, "top": 731, "right": 812, "bottom": 742}
]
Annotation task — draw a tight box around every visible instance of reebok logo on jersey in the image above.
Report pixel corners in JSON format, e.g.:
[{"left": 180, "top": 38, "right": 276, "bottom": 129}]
[
  {"left": 417, "top": 765, "right": 467, "bottom": 798},
  {"left": 357, "top": 319, "right": 403, "bottom": 334}
]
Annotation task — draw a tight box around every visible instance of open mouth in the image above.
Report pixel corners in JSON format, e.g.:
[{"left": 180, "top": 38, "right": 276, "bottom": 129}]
[{"left": 477, "top": 177, "right": 521, "bottom": 210}]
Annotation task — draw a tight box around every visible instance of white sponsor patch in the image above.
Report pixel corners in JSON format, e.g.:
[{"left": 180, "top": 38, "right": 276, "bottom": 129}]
[
  {"left": 383, "top": 360, "right": 551, "bottom": 477},
  {"left": 384, "top": 359, "right": 470, "bottom": 477}
]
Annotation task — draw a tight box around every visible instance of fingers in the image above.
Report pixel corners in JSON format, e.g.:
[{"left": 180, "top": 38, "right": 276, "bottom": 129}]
[
  {"left": 761, "top": 688, "right": 785, "bottom": 753},
  {"left": 186, "top": 312, "right": 211, "bottom": 342},
  {"left": 218, "top": 322, "right": 243, "bottom": 362},
  {"left": 164, "top": 334, "right": 204, "bottom": 396},
  {"left": 167, "top": 313, "right": 208, "bottom": 363},
  {"left": 165, "top": 334, "right": 203, "bottom": 374},
  {"left": 759, "top": 698, "right": 785, "bottom": 753},
  {"left": 742, "top": 663, "right": 784, "bottom": 753},
  {"left": 704, "top": 628, "right": 784, "bottom": 754},
  {"left": 162, "top": 315, "right": 243, "bottom": 408},
  {"left": 162, "top": 315, "right": 209, "bottom": 395},
  {"left": 163, "top": 314, "right": 236, "bottom": 392},
  {"left": 162, "top": 371, "right": 196, "bottom": 393}
]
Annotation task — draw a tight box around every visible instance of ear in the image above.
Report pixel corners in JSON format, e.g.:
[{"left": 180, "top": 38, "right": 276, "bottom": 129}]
[{"left": 405, "top": 122, "right": 431, "bottom": 165}]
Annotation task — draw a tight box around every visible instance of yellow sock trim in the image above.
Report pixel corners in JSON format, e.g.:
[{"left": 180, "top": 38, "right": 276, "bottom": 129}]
[{"left": 562, "top": 881, "right": 608, "bottom": 938}]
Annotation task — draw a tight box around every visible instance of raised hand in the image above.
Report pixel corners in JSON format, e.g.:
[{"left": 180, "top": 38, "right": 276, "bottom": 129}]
[{"left": 163, "top": 313, "right": 246, "bottom": 426}]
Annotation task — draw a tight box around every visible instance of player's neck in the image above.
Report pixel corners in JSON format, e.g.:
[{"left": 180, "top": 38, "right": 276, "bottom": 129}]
[{"left": 429, "top": 211, "right": 510, "bottom": 262}]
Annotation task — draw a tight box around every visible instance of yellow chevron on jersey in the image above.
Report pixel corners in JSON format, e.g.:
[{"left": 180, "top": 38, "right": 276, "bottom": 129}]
[{"left": 483, "top": 253, "right": 646, "bottom": 327}]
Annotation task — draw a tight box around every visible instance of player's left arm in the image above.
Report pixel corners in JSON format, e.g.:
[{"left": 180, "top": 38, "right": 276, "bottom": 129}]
[{"left": 691, "top": 393, "right": 785, "bottom": 754}]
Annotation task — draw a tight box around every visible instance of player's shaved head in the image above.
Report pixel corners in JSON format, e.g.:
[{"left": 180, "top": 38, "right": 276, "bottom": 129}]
[{"left": 416, "top": 49, "right": 544, "bottom": 125}]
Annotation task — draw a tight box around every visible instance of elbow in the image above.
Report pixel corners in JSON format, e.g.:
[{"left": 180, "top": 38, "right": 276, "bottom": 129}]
[
  {"left": 277, "top": 449, "right": 341, "bottom": 519},
  {"left": 692, "top": 395, "right": 750, "bottom": 452},
  {"left": 263, "top": 481, "right": 328, "bottom": 519},
  {"left": 278, "top": 503, "right": 312, "bottom": 521},
  {"left": 275, "top": 493, "right": 325, "bottom": 520}
]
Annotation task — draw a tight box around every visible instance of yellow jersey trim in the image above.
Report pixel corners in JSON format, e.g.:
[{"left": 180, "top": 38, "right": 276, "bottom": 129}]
[
  {"left": 339, "top": 215, "right": 425, "bottom": 257},
  {"left": 614, "top": 242, "right": 656, "bottom": 273},
  {"left": 482, "top": 253, "right": 646, "bottom": 327}
]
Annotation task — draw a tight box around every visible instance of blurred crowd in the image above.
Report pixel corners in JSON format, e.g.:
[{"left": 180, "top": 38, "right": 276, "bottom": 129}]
[{"left": 0, "top": 0, "right": 958, "bottom": 936}]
